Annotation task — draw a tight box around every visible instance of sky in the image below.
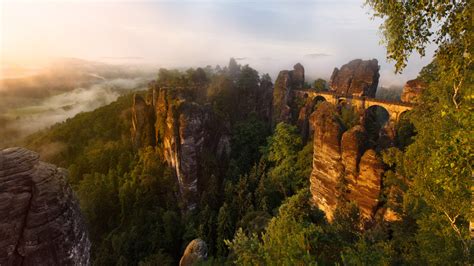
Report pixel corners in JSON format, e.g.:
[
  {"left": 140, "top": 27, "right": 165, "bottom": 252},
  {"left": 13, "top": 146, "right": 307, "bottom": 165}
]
[{"left": 1, "top": 0, "right": 435, "bottom": 86}]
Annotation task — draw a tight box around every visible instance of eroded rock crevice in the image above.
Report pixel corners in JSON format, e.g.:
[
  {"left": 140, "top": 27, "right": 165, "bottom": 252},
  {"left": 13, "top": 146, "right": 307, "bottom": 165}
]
[{"left": 0, "top": 147, "right": 90, "bottom": 265}]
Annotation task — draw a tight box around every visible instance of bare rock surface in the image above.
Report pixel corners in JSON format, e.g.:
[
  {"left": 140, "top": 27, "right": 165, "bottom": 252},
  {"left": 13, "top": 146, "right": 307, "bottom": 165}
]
[
  {"left": 310, "top": 102, "right": 344, "bottom": 222},
  {"left": 0, "top": 147, "right": 90, "bottom": 265},
  {"left": 401, "top": 79, "right": 426, "bottom": 103},
  {"left": 346, "top": 149, "right": 383, "bottom": 219},
  {"left": 272, "top": 63, "right": 305, "bottom": 126},
  {"left": 179, "top": 239, "right": 207, "bottom": 266},
  {"left": 310, "top": 103, "right": 385, "bottom": 221},
  {"left": 132, "top": 86, "right": 231, "bottom": 210},
  {"left": 329, "top": 59, "right": 380, "bottom": 97}
]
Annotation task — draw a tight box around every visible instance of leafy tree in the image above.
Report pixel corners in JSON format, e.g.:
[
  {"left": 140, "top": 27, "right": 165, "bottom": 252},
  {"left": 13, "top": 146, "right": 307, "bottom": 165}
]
[
  {"left": 264, "top": 123, "right": 308, "bottom": 198},
  {"left": 216, "top": 203, "right": 234, "bottom": 256},
  {"left": 228, "top": 58, "right": 241, "bottom": 81},
  {"left": 226, "top": 189, "right": 323, "bottom": 265},
  {"left": 229, "top": 116, "right": 269, "bottom": 177},
  {"left": 313, "top": 78, "right": 327, "bottom": 92},
  {"left": 338, "top": 105, "right": 360, "bottom": 131},
  {"left": 367, "top": 0, "right": 473, "bottom": 262}
]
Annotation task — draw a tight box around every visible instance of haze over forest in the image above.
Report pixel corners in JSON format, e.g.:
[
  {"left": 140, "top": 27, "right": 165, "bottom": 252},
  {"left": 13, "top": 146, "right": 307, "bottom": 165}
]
[
  {"left": 2, "top": 0, "right": 434, "bottom": 86},
  {"left": 0, "top": 1, "right": 471, "bottom": 265}
]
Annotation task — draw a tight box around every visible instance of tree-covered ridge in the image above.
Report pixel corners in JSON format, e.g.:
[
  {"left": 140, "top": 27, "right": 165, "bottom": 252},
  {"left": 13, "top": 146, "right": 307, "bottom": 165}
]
[{"left": 20, "top": 0, "right": 473, "bottom": 262}]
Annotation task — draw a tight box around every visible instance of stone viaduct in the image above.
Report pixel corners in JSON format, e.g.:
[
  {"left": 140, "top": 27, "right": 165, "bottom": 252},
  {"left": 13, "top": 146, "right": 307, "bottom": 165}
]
[{"left": 293, "top": 90, "right": 414, "bottom": 123}]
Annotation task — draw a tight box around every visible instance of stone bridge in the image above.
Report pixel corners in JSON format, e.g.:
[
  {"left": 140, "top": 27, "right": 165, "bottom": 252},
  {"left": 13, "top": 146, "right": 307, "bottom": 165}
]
[{"left": 294, "top": 90, "right": 414, "bottom": 123}]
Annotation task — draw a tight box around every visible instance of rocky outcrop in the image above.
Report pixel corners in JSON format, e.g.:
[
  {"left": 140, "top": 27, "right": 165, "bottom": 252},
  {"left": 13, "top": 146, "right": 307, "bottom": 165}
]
[
  {"left": 132, "top": 85, "right": 231, "bottom": 210},
  {"left": 0, "top": 147, "right": 90, "bottom": 265},
  {"left": 401, "top": 79, "right": 425, "bottom": 103},
  {"left": 272, "top": 63, "right": 305, "bottom": 126},
  {"left": 341, "top": 125, "right": 367, "bottom": 178},
  {"left": 131, "top": 94, "right": 156, "bottom": 148},
  {"left": 310, "top": 103, "right": 385, "bottom": 221},
  {"left": 256, "top": 75, "right": 274, "bottom": 123},
  {"left": 163, "top": 101, "right": 215, "bottom": 209},
  {"left": 346, "top": 149, "right": 383, "bottom": 219},
  {"left": 291, "top": 63, "right": 305, "bottom": 89},
  {"left": 310, "top": 102, "right": 344, "bottom": 222},
  {"left": 329, "top": 59, "right": 380, "bottom": 97},
  {"left": 272, "top": 70, "right": 293, "bottom": 126},
  {"left": 179, "top": 239, "right": 207, "bottom": 266},
  {"left": 297, "top": 95, "right": 319, "bottom": 142}
]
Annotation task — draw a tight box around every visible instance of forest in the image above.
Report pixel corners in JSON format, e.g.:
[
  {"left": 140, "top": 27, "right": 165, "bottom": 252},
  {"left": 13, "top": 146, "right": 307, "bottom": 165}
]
[{"left": 19, "top": 1, "right": 472, "bottom": 265}]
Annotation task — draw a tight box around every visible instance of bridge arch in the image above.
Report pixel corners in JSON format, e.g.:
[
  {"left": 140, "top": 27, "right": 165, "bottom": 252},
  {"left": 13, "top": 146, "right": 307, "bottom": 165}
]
[
  {"left": 363, "top": 105, "right": 390, "bottom": 145},
  {"left": 338, "top": 98, "right": 348, "bottom": 106},
  {"left": 313, "top": 95, "right": 327, "bottom": 103},
  {"left": 395, "top": 110, "right": 415, "bottom": 149}
]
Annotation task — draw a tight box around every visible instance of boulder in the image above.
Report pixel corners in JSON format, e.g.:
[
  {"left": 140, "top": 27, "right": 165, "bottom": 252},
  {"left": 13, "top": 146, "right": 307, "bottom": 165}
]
[
  {"left": 179, "top": 239, "right": 207, "bottom": 266},
  {"left": 329, "top": 59, "right": 380, "bottom": 97},
  {"left": 0, "top": 147, "right": 90, "bottom": 265}
]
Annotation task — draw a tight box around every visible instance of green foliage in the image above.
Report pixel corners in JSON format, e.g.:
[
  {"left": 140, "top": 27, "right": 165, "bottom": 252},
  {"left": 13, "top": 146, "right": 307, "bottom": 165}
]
[
  {"left": 229, "top": 116, "right": 269, "bottom": 178},
  {"left": 226, "top": 189, "right": 322, "bottom": 265},
  {"left": 157, "top": 67, "right": 209, "bottom": 88},
  {"left": 381, "top": 61, "right": 473, "bottom": 263},
  {"left": 312, "top": 78, "right": 327, "bottom": 92},
  {"left": 216, "top": 203, "right": 234, "bottom": 256},
  {"left": 375, "top": 86, "right": 402, "bottom": 101},
  {"left": 395, "top": 112, "right": 415, "bottom": 149},
  {"left": 338, "top": 105, "right": 360, "bottom": 131},
  {"left": 368, "top": 0, "right": 473, "bottom": 263},
  {"left": 365, "top": 0, "right": 472, "bottom": 76},
  {"left": 341, "top": 237, "right": 394, "bottom": 266},
  {"left": 262, "top": 123, "right": 312, "bottom": 200},
  {"left": 24, "top": 93, "right": 135, "bottom": 183}
]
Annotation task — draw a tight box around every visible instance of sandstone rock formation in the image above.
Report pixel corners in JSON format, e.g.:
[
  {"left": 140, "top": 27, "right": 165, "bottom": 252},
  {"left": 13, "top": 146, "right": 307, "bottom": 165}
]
[
  {"left": 0, "top": 147, "right": 90, "bottom": 265},
  {"left": 272, "top": 63, "right": 305, "bottom": 126},
  {"left": 291, "top": 63, "right": 305, "bottom": 89},
  {"left": 310, "top": 102, "right": 344, "bottom": 222},
  {"left": 401, "top": 79, "right": 426, "bottom": 103},
  {"left": 131, "top": 94, "right": 156, "bottom": 149},
  {"left": 179, "top": 239, "right": 208, "bottom": 266},
  {"left": 341, "top": 125, "right": 367, "bottom": 178},
  {"left": 329, "top": 59, "right": 380, "bottom": 97},
  {"left": 296, "top": 95, "right": 319, "bottom": 142},
  {"left": 162, "top": 101, "right": 214, "bottom": 210},
  {"left": 346, "top": 149, "right": 383, "bottom": 218},
  {"left": 132, "top": 85, "right": 231, "bottom": 210},
  {"left": 310, "top": 102, "right": 385, "bottom": 221}
]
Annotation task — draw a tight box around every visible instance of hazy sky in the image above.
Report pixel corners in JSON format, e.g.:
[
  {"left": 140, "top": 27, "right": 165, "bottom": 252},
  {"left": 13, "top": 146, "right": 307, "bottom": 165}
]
[{"left": 1, "top": 0, "right": 435, "bottom": 86}]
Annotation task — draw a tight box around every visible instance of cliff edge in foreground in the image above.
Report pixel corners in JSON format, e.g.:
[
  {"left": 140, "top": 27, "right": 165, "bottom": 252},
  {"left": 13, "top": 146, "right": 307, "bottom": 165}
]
[{"left": 0, "top": 147, "right": 90, "bottom": 265}]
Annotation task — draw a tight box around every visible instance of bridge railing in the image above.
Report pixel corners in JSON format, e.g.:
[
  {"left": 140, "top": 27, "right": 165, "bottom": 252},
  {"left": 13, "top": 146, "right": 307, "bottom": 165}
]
[{"left": 293, "top": 89, "right": 414, "bottom": 107}]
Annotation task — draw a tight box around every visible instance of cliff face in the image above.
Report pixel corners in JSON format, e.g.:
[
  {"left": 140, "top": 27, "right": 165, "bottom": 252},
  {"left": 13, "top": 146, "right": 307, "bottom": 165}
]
[
  {"left": 131, "top": 94, "right": 156, "bottom": 149},
  {"left": 132, "top": 86, "right": 230, "bottom": 210},
  {"left": 310, "top": 103, "right": 384, "bottom": 221},
  {"left": 272, "top": 63, "right": 305, "bottom": 126},
  {"left": 401, "top": 79, "right": 426, "bottom": 103},
  {"left": 329, "top": 59, "right": 380, "bottom": 97},
  {"left": 310, "top": 102, "right": 344, "bottom": 221},
  {"left": 0, "top": 147, "right": 90, "bottom": 265},
  {"left": 162, "top": 100, "right": 216, "bottom": 209}
]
